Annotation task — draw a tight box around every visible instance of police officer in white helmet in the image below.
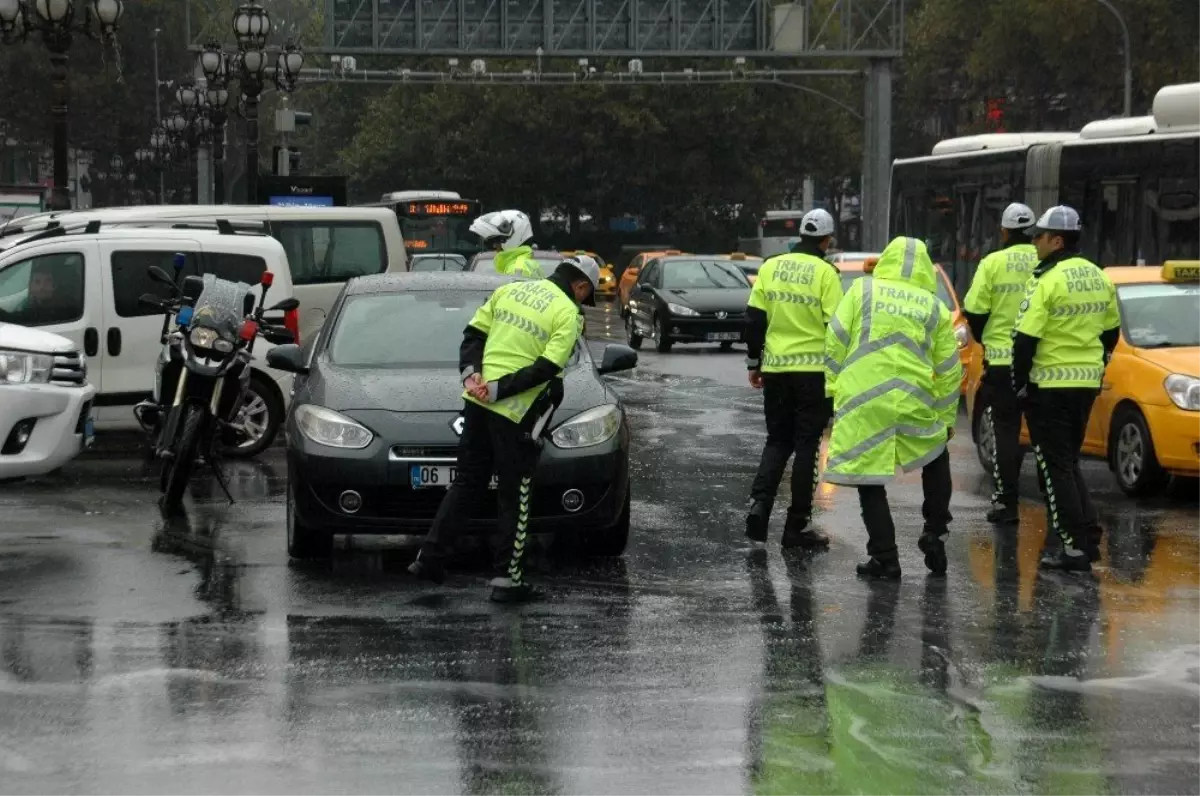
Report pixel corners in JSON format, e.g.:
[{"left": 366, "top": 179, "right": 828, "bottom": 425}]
[
  {"left": 962, "top": 202, "right": 1039, "bottom": 526},
  {"left": 470, "top": 210, "right": 543, "bottom": 278}
]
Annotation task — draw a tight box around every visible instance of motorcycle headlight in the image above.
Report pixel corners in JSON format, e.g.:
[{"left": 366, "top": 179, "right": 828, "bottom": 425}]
[
  {"left": 1164, "top": 374, "right": 1200, "bottom": 411},
  {"left": 0, "top": 350, "right": 53, "bottom": 385},
  {"left": 551, "top": 404, "right": 622, "bottom": 449},
  {"left": 295, "top": 404, "right": 374, "bottom": 449},
  {"left": 189, "top": 326, "right": 220, "bottom": 350},
  {"left": 954, "top": 322, "right": 971, "bottom": 350},
  {"left": 667, "top": 302, "right": 700, "bottom": 317}
]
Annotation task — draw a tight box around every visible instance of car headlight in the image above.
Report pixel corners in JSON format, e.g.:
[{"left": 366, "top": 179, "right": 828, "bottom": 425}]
[
  {"left": 1164, "top": 374, "right": 1200, "bottom": 411},
  {"left": 954, "top": 322, "right": 970, "bottom": 350},
  {"left": 0, "top": 350, "right": 53, "bottom": 385},
  {"left": 551, "top": 404, "right": 622, "bottom": 449},
  {"left": 667, "top": 302, "right": 700, "bottom": 317},
  {"left": 295, "top": 404, "right": 374, "bottom": 449}
]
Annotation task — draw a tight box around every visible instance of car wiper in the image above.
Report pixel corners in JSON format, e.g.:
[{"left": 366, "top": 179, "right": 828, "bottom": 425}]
[{"left": 1136, "top": 341, "right": 1189, "bottom": 349}]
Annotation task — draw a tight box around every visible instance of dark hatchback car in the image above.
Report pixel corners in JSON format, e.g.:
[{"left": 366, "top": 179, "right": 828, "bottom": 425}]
[
  {"left": 266, "top": 272, "right": 638, "bottom": 560},
  {"left": 624, "top": 255, "right": 752, "bottom": 352}
]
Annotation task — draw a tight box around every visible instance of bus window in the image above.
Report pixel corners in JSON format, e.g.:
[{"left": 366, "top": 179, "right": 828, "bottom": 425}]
[
  {"left": 1160, "top": 177, "right": 1200, "bottom": 260},
  {"left": 1097, "top": 182, "right": 1137, "bottom": 266}
]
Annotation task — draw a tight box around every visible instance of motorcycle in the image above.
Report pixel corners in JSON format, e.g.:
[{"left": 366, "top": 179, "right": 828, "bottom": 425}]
[{"left": 137, "top": 266, "right": 297, "bottom": 509}]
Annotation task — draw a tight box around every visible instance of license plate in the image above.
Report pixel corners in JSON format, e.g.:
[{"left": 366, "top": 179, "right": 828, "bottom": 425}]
[
  {"left": 409, "top": 464, "right": 497, "bottom": 489},
  {"left": 707, "top": 332, "right": 740, "bottom": 341}
]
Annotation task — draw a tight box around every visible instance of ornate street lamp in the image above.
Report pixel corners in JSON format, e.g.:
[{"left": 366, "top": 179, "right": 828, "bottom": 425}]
[
  {"left": 199, "top": 40, "right": 231, "bottom": 203},
  {"left": 234, "top": 4, "right": 269, "bottom": 204},
  {"left": 0, "top": 0, "right": 124, "bottom": 209},
  {"left": 274, "top": 39, "right": 303, "bottom": 93}
]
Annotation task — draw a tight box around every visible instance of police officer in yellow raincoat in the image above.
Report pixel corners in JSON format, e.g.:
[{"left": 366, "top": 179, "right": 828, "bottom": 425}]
[
  {"left": 408, "top": 255, "right": 600, "bottom": 602},
  {"left": 823, "top": 237, "right": 962, "bottom": 578},
  {"left": 470, "top": 210, "right": 545, "bottom": 278}
]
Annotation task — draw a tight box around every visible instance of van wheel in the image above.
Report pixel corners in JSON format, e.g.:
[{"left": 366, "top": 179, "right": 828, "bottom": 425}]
[
  {"left": 222, "top": 374, "right": 282, "bottom": 459},
  {"left": 1111, "top": 407, "right": 1167, "bottom": 497}
]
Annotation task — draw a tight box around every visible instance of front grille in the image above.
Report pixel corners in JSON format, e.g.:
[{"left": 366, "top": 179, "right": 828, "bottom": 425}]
[
  {"left": 389, "top": 445, "right": 457, "bottom": 460},
  {"left": 697, "top": 311, "right": 745, "bottom": 320},
  {"left": 51, "top": 351, "right": 86, "bottom": 386},
  {"left": 317, "top": 483, "right": 610, "bottom": 522}
]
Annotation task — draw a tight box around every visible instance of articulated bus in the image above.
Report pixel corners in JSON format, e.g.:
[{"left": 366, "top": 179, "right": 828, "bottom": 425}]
[
  {"left": 737, "top": 209, "right": 806, "bottom": 258},
  {"left": 362, "top": 190, "right": 483, "bottom": 259},
  {"left": 889, "top": 82, "right": 1200, "bottom": 296}
]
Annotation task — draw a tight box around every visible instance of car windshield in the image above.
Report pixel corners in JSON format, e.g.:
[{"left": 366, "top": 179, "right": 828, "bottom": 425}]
[
  {"left": 330, "top": 291, "right": 582, "bottom": 367},
  {"left": 1118, "top": 282, "right": 1200, "bottom": 347},
  {"left": 840, "top": 271, "right": 955, "bottom": 308},
  {"left": 410, "top": 254, "right": 467, "bottom": 272},
  {"left": 662, "top": 259, "right": 749, "bottom": 289}
]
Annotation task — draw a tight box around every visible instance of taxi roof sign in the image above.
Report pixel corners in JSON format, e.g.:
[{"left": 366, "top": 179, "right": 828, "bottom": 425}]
[
  {"left": 1162, "top": 261, "right": 1200, "bottom": 282},
  {"left": 728, "top": 252, "right": 747, "bottom": 260}
]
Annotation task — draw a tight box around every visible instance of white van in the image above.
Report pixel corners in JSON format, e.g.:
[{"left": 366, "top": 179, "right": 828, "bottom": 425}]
[
  {"left": 0, "top": 205, "right": 407, "bottom": 341},
  {"left": 0, "top": 225, "right": 295, "bottom": 455}
]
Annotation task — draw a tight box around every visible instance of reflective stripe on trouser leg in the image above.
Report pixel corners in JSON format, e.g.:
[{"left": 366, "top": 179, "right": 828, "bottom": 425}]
[
  {"left": 988, "top": 406, "right": 1005, "bottom": 504},
  {"left": 507, "top": 476, "right": 532, "bottom": 586},
  {"left": 1032, "top": 443, "right": 1073, "bottom": 548}
]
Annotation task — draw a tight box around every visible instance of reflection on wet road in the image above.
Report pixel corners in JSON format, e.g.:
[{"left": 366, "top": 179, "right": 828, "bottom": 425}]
[{"left": 0, "top": 298, "right": 1196, "bottom": 794}]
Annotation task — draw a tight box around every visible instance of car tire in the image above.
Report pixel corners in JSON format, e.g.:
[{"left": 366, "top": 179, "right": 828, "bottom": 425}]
[
  {"left": 1111, "top": 406, "right": 1167, "bottom": 497},
  {"left": 626, "top": 314, "right": 643, "bottom": 350},
  {"left": 655, "top": 315, "right": 673, "bottom": 353},
  {"left": 287, "top": 483, "right": 332, "bottom": 560},
  {"left": 586, "top": 492, "right": 630, "bottom": 557},
  {"left": 973, "top": 404, "right": 996, "bottom": 475},
  {"left": 222, "top": 374, "right": 283, "bottom": 460}
]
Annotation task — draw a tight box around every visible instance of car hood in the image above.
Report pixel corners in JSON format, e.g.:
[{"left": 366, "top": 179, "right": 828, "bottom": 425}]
[
  {"left": 1134, "top": 345, "right": 1200, "bottom": 377},
  {"left": 0, "top": 321, "right": 75, "bottom": 354},
  {"left": 308, "top": 357, "right": 611, "bottom": 415},
  {"left": 660, "top": 287, "right": 750, "bottom": 311}
]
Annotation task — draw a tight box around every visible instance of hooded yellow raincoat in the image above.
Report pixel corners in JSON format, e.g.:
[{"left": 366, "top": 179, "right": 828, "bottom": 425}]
[{"left": 823, "top": 237, "right": 962, "bottom": 485}]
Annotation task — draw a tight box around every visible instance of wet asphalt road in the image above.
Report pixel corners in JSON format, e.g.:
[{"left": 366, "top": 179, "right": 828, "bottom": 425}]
[{"left": 1, "top": 299, "right": 1197, "bottom": 794}]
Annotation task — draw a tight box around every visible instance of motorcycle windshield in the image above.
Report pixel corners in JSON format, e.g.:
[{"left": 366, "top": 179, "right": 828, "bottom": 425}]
[{"left": 190, "top": 274, "right": 254, "bottom": 339}]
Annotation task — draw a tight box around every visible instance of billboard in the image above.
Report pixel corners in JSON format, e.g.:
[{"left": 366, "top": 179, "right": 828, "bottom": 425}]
[{"left": 256, "top": 176, "right": 347, "bottom": 207}]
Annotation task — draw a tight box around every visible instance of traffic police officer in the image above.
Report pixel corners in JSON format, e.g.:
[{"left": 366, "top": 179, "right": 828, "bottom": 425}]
[
  {"left": 823, "top": 236, "right": 962, "bottom": 579},
  {"left": 1012, "top": 206, "right": 1120, "bottom": 571},
  {"left": 744, "top": 208, "right": 844, "bottom": 549},
  {"left": 470, "top": 210, "right": 545, "bottom": 277},
  {"left": 409, "top": 255, "right": 601, "bottom": 601},
  {"left": 962, "top": 202, "right": 1039, "bottom": 525}
]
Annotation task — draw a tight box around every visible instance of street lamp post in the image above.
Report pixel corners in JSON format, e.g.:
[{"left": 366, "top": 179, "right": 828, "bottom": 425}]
[
  {"left": 0, "top": 0, "right": 124, "bottom": 210},
  {"left": 233, "top": 3, "right": 270, "bottom": 204},
  {"left": 1094, "top": 0, "right": 1132, "bottom": 117},
  {"left": 200, "top": 41, "right": 231, "bottom": 204}
]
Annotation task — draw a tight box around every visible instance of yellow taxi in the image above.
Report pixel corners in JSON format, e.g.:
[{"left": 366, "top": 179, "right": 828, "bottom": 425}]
[
  {"left": 965, "top": 261, "right": 1200, "bottom": 496},
  {"left": 726, "top": 252, "right": 763, "bottom": 284},
  {"left": 571, "top": 250, "right": 617, "bottom": 297},
  {"left": 838, "top": 254, "right": 975, "bottom": 393}
]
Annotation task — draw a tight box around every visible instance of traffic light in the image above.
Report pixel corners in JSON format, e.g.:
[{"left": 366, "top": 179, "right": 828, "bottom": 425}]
[{"left": 273, "top": 146, "right": 302, "bottom": 176}]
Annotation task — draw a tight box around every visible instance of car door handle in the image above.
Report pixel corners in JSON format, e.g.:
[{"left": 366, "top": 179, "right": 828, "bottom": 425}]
[
  {"left": 106, "top": 327, "right": 122, "bottom": 356},
  {"left": 84, "top": 327, "right": 99, "bottom": 357}
]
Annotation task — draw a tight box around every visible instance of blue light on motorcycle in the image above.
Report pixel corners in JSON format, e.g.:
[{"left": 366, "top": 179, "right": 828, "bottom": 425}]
[
  {"left": 173, "top": 252, "right": 187, "bottom": 270},
  {"left": 176, "top": 306, "right": 193, "bottom": 328}
]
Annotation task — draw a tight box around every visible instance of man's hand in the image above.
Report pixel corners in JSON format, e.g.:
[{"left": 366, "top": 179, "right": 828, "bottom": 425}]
[
  {"left": 464, "top": 373, "right": 490, "bottom": 402},
  {"left": 748, "top": 369, "right": 764, "bottom": 389}
]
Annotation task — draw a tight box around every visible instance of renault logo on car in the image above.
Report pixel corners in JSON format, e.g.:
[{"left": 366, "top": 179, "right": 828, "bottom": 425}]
[
  {"left": 716, "top": 311, "right": 728, "bottom": 320},
  {"left": 451, "top": 415, "right": 465, "bottom": 436}
]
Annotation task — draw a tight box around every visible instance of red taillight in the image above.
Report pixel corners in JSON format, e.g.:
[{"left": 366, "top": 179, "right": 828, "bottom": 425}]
[
  {"left": 283, "top": 308, "right": 300, "bottom": 345},
  {"left": 239, "top": 319, "right": 259, "bottom": 342}
]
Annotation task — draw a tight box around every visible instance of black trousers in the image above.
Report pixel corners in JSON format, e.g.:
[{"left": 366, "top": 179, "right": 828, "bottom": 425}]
[
  {"left": 420, "top": 401, "right": 541, "bottom": 583},
  {"left": 749, "top": 371, "right": 832, "bottom": 527},
  {"left": 857, "top": 449, "right": 953, "bottom": 563},
  {"left": 1024, "top": 386, "right": 1099, "bottom": 551},
  {"left": 981, "top": 364, "right": 1025, "bottom": 507}
]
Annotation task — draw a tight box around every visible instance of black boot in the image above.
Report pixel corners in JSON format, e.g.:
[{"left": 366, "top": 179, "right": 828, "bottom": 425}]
[
  {"left": 780, "top": 512, "right": 829, "bottom": 550},
  {"left": 986, "top": 502, "right": 1019, "bottom": 525},
  {"left": 856, "top": 557, "right": 901, "bottom": 579},
  {"left": 745, "top": 500, "right": 771, "bottom": 543},
  {"left": 407, "top": 553, "right": 446, "bottom": 584},
  {"left": 918, "top": 532, "right": 948, "bottom": 575},
  {"left": 1039, "top": 546, "right": 1092, "bottom": 573},
  {"left": 489, "top": 576, "right": 543, "bottom": 603}
]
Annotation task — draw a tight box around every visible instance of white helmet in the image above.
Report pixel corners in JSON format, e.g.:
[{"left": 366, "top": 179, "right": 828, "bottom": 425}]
[
  {"left": 1030, "top": 205, "right": 1083, "bottom": 235},
  {"left": 799, "top": 208, "right": 835, "bottom": 238},
  {"left": 469, "top": 209, "right": 533, "bottom": 250},
  {"left": 1001, "top": 202, "right": 1036, "bottom": 231},
  {"left": 561, "top": 254, "right": 600, "bottom": 294}
]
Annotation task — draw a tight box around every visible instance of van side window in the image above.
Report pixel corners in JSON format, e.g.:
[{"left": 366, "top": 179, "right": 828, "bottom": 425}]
[
  {"left": 0, "top": 252, "right": 86, "bottom": 327},
  {"left": 272, "top": 221, "right": 386, "bottom": 285},
  {"left": 109, "top": 250, "right": 267, "bottom": 318}
]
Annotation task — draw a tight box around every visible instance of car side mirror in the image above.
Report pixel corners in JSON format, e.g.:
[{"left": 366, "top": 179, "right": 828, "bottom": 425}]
[
  {"left": 598, "top": 343, "right": 638, "bottom": 375},
  {"left": 266, "top": 343, "right": 307, "bottom": 375}
]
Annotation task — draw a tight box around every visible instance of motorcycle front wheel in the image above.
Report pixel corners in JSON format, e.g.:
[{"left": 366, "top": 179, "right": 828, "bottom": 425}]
[{"left": 161, "top": 404, "right": 206, "bottom": 507}]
